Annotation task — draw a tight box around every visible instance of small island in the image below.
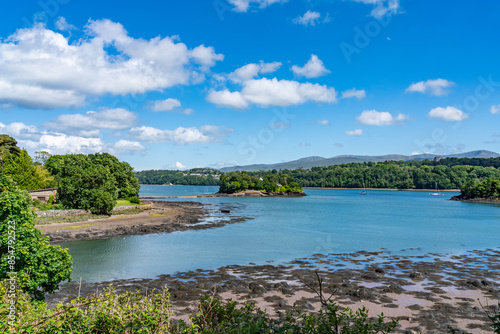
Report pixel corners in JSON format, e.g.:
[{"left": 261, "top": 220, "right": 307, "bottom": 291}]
[
  {"left": 218, "top": 171, "right": 306, "bottom": 196},
  {"left": 451, "top": 177, "right": 500, "bottom": 204}
]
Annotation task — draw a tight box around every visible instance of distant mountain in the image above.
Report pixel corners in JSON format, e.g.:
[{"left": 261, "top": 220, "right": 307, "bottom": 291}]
[{"left": 218, "top": 150, "right": 500, "bottom": 172}]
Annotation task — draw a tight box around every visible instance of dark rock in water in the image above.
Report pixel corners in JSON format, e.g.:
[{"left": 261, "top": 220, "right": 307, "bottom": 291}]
[
  {"left": 382, "top": 284, "right": 404, "bottom": 294},
  {"left": 465, "top": 279, "right": 491, "bottom": 289},
  {"left": 220, "top": 209, "right": 231, "bottom": 213},
  {"left": 361, "top": 271, "right": 379, "bottom": 280},
  {"left": 410, "top": 271, "right": 425, "bottom": 280}
]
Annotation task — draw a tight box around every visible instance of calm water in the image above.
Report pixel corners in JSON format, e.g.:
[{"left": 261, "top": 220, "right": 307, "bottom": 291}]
[{"left": 61, "top": 186, "right": 500, "bottom": 282}]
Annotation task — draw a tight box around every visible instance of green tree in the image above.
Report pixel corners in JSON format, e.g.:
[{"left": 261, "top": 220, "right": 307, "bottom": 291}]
[
  {"left": 52, "top": 154, "right": 118, "bottom": 214},
  {"left": 0, "top": 134, "right": 21, "bottom": 171},
  {"left": 0, "top": 174, "right": 72, "bottom": 300}
]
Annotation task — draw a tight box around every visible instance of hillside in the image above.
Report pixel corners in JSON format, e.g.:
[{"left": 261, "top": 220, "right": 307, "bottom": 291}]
[{"left": 219, "top": 150, "right": 500, "bottom": 172}]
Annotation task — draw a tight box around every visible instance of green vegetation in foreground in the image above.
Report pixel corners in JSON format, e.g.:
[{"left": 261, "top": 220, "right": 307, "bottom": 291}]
[
  {"left": 0, "top": 174, "right": 72, "bottom": 301},
  {"left": 219, "top": 171, "right": 303, "bottom": 194},
  {"left": 0, "top": 284, "right": 400, "bottom": 333},
  {"left": 2, "top": 284, "right": 499, "bottom": 333},
  {"left": 456, "top": 177, "right": 500, "bottom": 200}
]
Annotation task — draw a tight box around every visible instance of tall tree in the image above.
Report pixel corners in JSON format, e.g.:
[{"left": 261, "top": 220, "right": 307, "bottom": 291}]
[{"left": 0, "top": 134, "right": 21, "bottom": 171}]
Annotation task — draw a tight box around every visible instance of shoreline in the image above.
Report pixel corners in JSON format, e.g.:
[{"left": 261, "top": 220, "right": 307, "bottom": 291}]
[
  {"left": 37, "top": 201, "right": 250, "bottom": 243},
  {"left": 303, "top": 187, "right": 461, "bottom": 192},
  {"left": 46, "top": 248, "right": 500, "bottom": 333}
]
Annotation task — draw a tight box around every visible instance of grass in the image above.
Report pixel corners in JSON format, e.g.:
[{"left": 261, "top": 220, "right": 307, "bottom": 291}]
[
  {"left": 61, "top": 224, "right": 96, "bottom": 230},
  {"left": 115, "top": 199, "right": 135, "bottom": 207},
  {"left": 35, "top": 208, "right": 145, "bottom": 225},
  {"left": 148, "top": 212, "right": 173, "bottom": 217}
]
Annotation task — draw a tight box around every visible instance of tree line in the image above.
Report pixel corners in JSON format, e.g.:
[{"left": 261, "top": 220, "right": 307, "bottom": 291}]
[
  {"left": 136, "top": 168, "right": 220, "bottom": 186},
  {"left": 219, "top": 171, "right": 303, "bottom": 194},
  {"left": 0, "top": 134, "right": 140, "bottom": 214}
]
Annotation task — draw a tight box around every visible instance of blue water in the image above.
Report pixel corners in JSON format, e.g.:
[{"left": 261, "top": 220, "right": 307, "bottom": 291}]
[{"left": 62, "top": 187, "right": 500, "bottom": 282}]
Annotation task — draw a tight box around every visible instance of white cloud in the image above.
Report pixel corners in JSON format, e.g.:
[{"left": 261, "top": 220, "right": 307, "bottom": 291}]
[
  {"left": 316, "top": 120, "right": 330, "bottom": 125},
  {"left": 129, "top": 125, "right": 233, "bottom": 145},
  {"left": 341, "top": 88, "right": 366, "bottom": 99},
  {"left": 299, "top": 141, "right": 311, "bottom": 147},
  {"left": 291, "top": 54, "right": 330, "bottom": 78},
  {"left": 427, "top": 106, "right": 469, "bottom": 122},
  {"left": 344, "top": 129, "right": 363, "bottom": 136},
  {"left": 228, "top": 0, "right": 287, "bottom": 12},
  {"left": 351, "top": 0, "right": 401, "bottom": 18},
  {"left": 293, "top": 10, "right": 324, "bottom": 27},
  {"left": 151, "top": 98, "right": 182, "bottom": 112},
  {"left": 113, "top": 139, "right": 145, "bottom": 151},
  {"left": 174, "top": 161, "right": 186, "bottom": 169},
  {"left": 207, "top": 90, "right": 248, "bottom": 109},
  {"left": 229, "top": 61, "right": 282, "bottom": 83},
  {"left": 0, "top": 20, "right": 223, "bottom": 109},
  {"left": 356, "top": 109, "right": 409, "bottom": 125},
  {"left": 406, "top": 79, "right": 455, "bottom": 96},
  {"left": 0, "top": 122, "right": 41, "bottom": 141},
  {"left": 490, "top": 105, "right": 500, "bottom": 114},
  {"left": 44, "top": 108, "right": 138, "bottom": 136},
  {"left": 21, "top": 134, "right": 106, "bottom": 155},
  {"left": 208, "top": 77, "right": 337, "bottom": 109},
  {"left": 55, "top": 17, "right": 77, "bottom": 31}
]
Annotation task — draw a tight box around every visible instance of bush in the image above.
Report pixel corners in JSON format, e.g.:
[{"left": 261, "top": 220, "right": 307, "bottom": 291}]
[
  {"left": 0, "top": 283, "right": 171, "bottom": 333},
  {"left": 175, "top": 294, "right": 399, "bottom": 333},
  {"left": 128, "top": 196, "right": 141, "bottom": 204},
  {"left": 47, "top": 194, "right": 54, "bottom": 205}
]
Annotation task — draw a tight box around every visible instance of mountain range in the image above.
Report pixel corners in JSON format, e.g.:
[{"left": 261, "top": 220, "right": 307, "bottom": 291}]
[{"left": 218, "top": 150, "right": 500, "bottom": 172}]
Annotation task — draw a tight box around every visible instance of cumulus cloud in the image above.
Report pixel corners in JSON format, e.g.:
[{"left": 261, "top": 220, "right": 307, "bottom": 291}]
[
  {"left": 490, "top": 104, "right": 500, "bottom": 114},
  {"left": 55, "top": 17, "right": 77, "bottom": 31},
  {"left": 151, "top": 98, "right": 182, "bottom": 112},
  {"left": 44, "top": 108, "right": 138, "bottom": 136},
  {"left": 406, "top": 79, "right": 455, "bottom": 96},
  {"left": 344, "top": 129, "right": 363, "bottom": 136},
  {"left": 341, "top": 88, "right": 366, "bottom": 99},
  {"left": 291, "top": 55, "right": 330, "bottom": 78},
  {"left": 129, "top": 125, "right": 233, "bottom": 145},
  {"left": 316, "top": 120, "right": 330, "bottom": 125},
  {"left": 356, "top": 109, "right": 409, "bottom": 125},
  {"left": 229, "top": 61, "right": 282, "bottom": 83},
  {"left": 0, "top": 122, "right": 40, "bottom": 141},
  {"left": 427, "top": 106, "right": 469, "bottom": 122},
  {"left": 207, "top": 78, "right": 337, "bottom": 109},
  {"left": 293, "top": 11, "right": 330, "bottom": 27},
  {"left": 0, "top": 20, "right": 223, "bottom": 109},
  {"left": 228, "top": 0, "right": 287, "bottom": 12},
  {"left": 113, "top": 139, "right": 145, "bottom": 151},
  {"left": 351, "top": 0, "right": 401, "bottom": 18}
]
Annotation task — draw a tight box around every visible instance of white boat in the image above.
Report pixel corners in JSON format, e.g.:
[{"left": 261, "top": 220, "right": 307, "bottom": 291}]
[{"left": 429, "top": 182, "right": 440, "bottom": 196}]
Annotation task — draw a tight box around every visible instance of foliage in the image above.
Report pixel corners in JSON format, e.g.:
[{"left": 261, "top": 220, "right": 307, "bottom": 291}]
[
  {"left": 460, "top": 178, "right": 500, "bottom": 199},
  {"left": 0, "top": 284, "right": 171, "bottom": 333},
  {"left": 219, "top": 171, "right": 304, "bottom": 194},
  {"left": 46, "top": 153, "right": 140, "bottom": 214},
  {"left": 0, "top": 134, "right": 21, "bottom": 171},
  {"left": 0, "top": 174, "right": 72, "bottom": 300},
  {"left": 175, "top": 294, "right": 398, "bottom": 333},
  {"left": 2, "top": 147, "right": 56, "bottom": 190},
  {"left": 136, "top": 158, "right": 500, "bottom": 190},
  {"left": 31, "top": 198, "right": 64, "bottom": 211},
  {"left": 136, "top": 168, "right": 221, "bottom": 186},
  {"left": 128, "top": 196, "right": 141, "bottom": 204}
]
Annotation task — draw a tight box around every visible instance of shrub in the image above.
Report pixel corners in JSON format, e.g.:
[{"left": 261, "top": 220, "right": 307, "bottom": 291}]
[
  {"left": 0, "top": 283, "right": 171, "bottom": 333},
  {"left": 47, "top": 194, "right": 54, "bottom": 205},
  {"left": 128, "top": 196, "right": 141, "bottom": 204}
]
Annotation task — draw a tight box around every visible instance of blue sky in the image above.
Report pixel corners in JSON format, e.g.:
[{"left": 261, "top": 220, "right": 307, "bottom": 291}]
[{"left": 1, "top": 0, "right": 499, "bottom": 171}]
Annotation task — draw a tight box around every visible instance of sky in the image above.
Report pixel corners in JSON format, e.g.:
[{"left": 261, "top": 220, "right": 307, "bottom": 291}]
[{"left": 0, "top": 0, "right": 499, "bottom": 171}]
